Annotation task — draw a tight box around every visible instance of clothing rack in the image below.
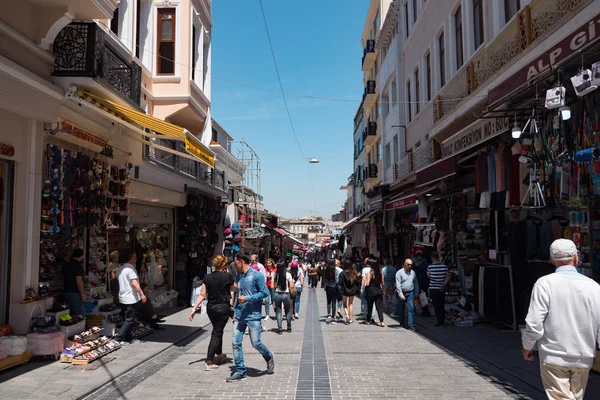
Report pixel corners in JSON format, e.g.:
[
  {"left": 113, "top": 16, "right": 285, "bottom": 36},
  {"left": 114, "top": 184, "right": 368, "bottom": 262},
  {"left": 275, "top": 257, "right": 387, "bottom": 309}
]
[{"left": 479, "top": 262, "right": 517, "bottom": 331}]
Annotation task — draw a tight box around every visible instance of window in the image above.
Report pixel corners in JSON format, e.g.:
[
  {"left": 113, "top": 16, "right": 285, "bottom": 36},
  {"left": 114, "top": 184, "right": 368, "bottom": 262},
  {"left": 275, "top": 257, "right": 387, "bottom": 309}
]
[
  {"left": 382, "top": 91, "right": 389, "bottom": 119},
  {"left": 157, "top": 8, "right": 175, "bottom": 75},
  {"left": 203, "top": 32, "right": 210, "bottom": 90},
  {"left": 415, "top": 68, "right": 420, "bottom": 114},
  {"left": 374, "top": 10, "right": 380, "bottom": 37},
  {"left": 504, "top": 0, "right": 520, "bottom": 23},
  {"left": 404, "top": 3, "right": 409, "bottom": 37},
  {"left": 412, "top": 0, "right": 418, "bottom": 23},
  {"left": 406, "top": 80, "right": 412, "bottom": 122},
  {"left": 378, "top": 140, "right": 382, "bottom": 161},
  {"left": 391, "top": 79, "right": 397, "bottom": 105},
  {"left": 384, "top": 143, "right": 391, "bottom": 169},
  {"left": 393, "top": 134, "right": 399, "bottom": 162},
  {"left": 473, "top": 0, "right": 484, "bottom": 49},
  {"left": 110, "top": 6, "right": 120, "bottom": 35},
  {"left": 192, "top": 25, "right": 197, "bottom": 81},
  {"left": 426, "top": 52, "right": 432, "bottom": 101},
  {"left": 135, "top": 0, "right": 141, "bottom": 58},
  {"left": 454, "top": 7, "right": 464, "bottom": 69},
  {"left": 439, "top": 33, "right": 446, "bottom": 87}
]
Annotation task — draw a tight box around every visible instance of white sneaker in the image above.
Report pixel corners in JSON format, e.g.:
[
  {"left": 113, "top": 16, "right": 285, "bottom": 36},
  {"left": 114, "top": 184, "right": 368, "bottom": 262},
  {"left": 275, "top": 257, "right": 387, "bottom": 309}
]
[
  {"left": 326, "top": 316, "right": 332, "bottom": 324},
  {"left": 330, "top": 320, "right": 337, "bottom": 325},
  {"left": 263, "top": 316, "right": 269, "bottom": 321}
]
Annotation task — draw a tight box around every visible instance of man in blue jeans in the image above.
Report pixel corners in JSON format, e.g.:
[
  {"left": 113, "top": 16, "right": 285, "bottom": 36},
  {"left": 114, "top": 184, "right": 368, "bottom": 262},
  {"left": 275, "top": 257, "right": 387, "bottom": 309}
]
[
  {"left": 395, "top": 258, "right": 419, "bottom": 331},
  {"left": 228, "top": 253, "right": 274, "bottom": 382}
]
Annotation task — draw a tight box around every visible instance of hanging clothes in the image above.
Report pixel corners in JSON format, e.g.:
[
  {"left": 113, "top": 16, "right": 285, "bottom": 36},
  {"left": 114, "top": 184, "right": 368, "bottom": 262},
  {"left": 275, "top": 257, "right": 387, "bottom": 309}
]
[
  {"left": 476, "top": 152, "right": 489, "bottom": 194},
  {"left": 488, "top": 148, "right": 497, "bottom": 193},
  {"left": 495, "top": 144, "right": 506, "bottom": 192},
  {"left": 525, "top": 219, "right": 552, "bottom": 260}
]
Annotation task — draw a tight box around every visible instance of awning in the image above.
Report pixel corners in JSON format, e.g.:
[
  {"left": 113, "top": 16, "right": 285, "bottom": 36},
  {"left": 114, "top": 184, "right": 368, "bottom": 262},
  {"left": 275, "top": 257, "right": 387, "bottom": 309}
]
[
  {"left": 385, "top": 193, "right": 417, "bottom": 211},
  {"left": 75, "top": 90, "right": 215, "bottom": 168},
  {"left": 358, "top": 208, "right": 376, "bottom": 222},
  {"left": 415, "top": 157, "right": 457, "bottom": 187},
  {"left": 341, "top": 215, "right": 360, "bottom": 230},
  {"left": 273, "top": 228, "right": 287, "bottom": 237}
]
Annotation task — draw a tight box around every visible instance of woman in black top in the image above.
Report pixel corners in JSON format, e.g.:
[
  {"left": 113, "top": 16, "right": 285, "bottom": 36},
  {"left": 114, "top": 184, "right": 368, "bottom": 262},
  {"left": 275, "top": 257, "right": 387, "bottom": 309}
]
[
  {"left": 189, "top": 255, "right": 238, "bottom": 371},
  {"left": 364, "top": 259, "right": 385, "bottom": 327},
  {"left": 339, "top": 260, "right": 358, "bottom": 325}
]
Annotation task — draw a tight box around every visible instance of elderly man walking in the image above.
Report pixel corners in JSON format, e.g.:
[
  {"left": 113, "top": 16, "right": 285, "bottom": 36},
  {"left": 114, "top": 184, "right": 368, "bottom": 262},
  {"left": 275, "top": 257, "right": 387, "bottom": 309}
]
[
  {"left": 522, "top": 239, "right": 600, "bottom": 400},
  {"left": 395, "top": 258, "right": 418, "bottom": 331}
]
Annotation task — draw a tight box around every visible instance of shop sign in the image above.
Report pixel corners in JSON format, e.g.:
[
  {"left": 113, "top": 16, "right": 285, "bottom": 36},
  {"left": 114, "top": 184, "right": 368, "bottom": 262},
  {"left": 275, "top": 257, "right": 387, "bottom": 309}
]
[
  {"left": 441, "top": 117, "right": 509, "bottom": 158},
  {"left": 185, "top": 136, "right": 215, "bottom": 168},
  {"left": 129, "top": 204, "right": 173, "bottom": 224},
  {"left": 385, "top": 194, "right": 417, "bottom": 211},
  {"left": 489, "top": 13, "right": 600, "bottom": 106},
  {"left": 58, "top": 120, "right": 107, "bottom": 148},
  {"left": 0, "top": 143, "right": 15, "bottom": 157}
]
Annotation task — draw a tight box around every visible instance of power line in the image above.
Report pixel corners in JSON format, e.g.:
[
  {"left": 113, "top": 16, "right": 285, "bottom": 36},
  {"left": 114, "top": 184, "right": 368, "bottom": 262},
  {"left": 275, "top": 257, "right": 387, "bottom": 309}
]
[{"left": 257, "top": 0, "right": 305, "bottom": 159}]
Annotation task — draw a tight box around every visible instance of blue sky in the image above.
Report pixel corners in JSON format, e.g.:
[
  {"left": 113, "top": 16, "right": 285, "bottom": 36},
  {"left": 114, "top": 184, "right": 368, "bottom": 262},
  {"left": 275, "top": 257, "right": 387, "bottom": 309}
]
[{"left": 211, "top": 0, "right": 367, "bottom": 219}]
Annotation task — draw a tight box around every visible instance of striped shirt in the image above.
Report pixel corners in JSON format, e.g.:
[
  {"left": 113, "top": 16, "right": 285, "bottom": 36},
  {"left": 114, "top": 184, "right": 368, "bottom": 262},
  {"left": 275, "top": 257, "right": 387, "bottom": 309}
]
[{"left": 427, "top": 263, "right": 448, "bottom": 290}]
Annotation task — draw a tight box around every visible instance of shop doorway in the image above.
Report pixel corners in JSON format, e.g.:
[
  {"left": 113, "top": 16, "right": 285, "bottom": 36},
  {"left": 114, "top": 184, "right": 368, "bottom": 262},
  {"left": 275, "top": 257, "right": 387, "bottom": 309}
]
[{"left": 0, "top": 160, "right": 14, "bottom": 324}]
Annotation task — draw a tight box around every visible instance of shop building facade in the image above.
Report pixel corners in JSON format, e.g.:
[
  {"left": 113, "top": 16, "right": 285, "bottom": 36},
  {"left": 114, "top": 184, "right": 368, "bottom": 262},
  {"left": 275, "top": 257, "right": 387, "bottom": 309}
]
[{"left": 0, "top": 0, "right": 232, "bottom": 333}]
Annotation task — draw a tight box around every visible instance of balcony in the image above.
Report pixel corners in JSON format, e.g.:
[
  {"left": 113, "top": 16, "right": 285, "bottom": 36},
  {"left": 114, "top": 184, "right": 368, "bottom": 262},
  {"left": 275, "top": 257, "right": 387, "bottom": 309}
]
[
  {"left": 365, "top": 163, "right": 379, "bottom": 184},
  {"left": 362, "top": 39, "right": 376, "bottom": 71},
  {"left": 53, "top": 22, "right": 141, "bottom": 108},
  {"left": 363, "top": 80, "right": 377, "bottom": 105},
  {"left": 145, "top": 139, "right": 226, "bottom": 192},
  {"left": 433, "top": 0, "right": 589, "bottom": 122},
  {"left": 412, "top": 140, "right": 434, "bottom": 171},
  {"left": 363, "top": 121, "right": 378, "bottom": 147},
  {"left": 395, "top": 152, "right": 414, "bottom": 182}
]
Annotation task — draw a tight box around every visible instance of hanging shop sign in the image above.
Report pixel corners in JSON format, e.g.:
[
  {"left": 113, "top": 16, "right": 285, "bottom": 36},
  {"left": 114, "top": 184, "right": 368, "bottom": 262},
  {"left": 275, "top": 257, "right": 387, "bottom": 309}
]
[
  {"left": 184, "top": 135, "right": 215, "bottom": 168},
  {"left": 385, "top": 194, "right": 417, "bottom": 211},
  {"left": 488, "top": 13, "right": 600, "bottom": 107},
  {"left": 129, "top": 203, "right": 173, "bottom": 224},
  {"left": 441, "top": 117, "right": 509, "bottom": 158}
]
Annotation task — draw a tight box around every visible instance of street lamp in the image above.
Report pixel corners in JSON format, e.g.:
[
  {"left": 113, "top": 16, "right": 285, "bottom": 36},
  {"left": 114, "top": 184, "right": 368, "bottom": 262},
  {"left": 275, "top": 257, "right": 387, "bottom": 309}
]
[{"left": 309, "top": 157, "right": 319, "bottom": 164}]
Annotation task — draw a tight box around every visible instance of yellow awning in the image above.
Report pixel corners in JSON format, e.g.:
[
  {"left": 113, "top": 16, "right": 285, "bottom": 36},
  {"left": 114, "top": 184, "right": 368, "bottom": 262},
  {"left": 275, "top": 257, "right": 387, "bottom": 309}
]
[{"left": 78, "top": 90, "right": 214, "bottom": 168}]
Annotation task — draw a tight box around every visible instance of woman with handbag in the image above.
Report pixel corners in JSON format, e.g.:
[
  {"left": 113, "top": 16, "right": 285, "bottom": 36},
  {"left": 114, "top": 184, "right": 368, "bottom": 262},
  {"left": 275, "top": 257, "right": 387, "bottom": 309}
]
[
  {"left": 290, "top": 264, "right": 304, "bottom": 319},
  {"left": 339, "top": 260, "right": 359, "bottom": 325},
  {"left": 189, "top": 255, "right": 237, "bottom": 371},
  {"left": 364, "top": 259, "right": 385, "bottom": 327},
  {"left": 272, "top": 262, "right": 295, "bottom": 334}
]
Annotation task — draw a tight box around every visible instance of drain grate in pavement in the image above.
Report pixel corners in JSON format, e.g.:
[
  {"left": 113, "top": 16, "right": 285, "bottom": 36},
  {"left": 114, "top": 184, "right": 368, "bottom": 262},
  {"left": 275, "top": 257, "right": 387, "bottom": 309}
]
[{"left": 295, "top": 289, "right": 332, "bottom": 400}]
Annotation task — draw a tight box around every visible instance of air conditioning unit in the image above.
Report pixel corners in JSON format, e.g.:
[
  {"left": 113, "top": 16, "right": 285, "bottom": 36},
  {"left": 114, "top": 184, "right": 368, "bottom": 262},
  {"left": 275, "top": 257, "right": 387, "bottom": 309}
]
[
  {"left": 570, "top": 69, "right": 597, "bottom": 97},
  {"left": 545, "top": 86, "right": 566, "bottom": 110}
]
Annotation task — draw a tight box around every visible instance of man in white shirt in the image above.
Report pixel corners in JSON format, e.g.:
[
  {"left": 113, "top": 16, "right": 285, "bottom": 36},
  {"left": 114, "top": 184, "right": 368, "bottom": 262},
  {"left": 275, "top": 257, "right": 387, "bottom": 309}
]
[
  {"left": 115, "top": 250, "right": 147, "bottom": 344},
  {"left": 522, "top": 239, "right": 600, "bottom": 400}
]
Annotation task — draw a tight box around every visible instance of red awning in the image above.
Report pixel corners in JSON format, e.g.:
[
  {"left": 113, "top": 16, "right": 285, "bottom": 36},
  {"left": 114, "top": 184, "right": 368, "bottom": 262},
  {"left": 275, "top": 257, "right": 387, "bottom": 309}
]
[
  {"left": 385, "top": 194, "right": 417, "bottom": 211},
  {"left": 415, "top": 157, "right": 456, "bottom": 187},
  {"left": 274, "top": 228, "right": 287, "bottom": 236}
]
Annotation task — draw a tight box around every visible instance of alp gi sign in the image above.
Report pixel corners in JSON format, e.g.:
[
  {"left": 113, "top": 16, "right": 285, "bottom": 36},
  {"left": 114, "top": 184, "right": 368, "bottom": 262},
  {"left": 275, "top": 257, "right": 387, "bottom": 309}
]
[
  {"left": 489, "top": 13, "right": 600, "bottom": 106},
  {"left": 442, "top": 117, "right": 509, "bottom": 158}
]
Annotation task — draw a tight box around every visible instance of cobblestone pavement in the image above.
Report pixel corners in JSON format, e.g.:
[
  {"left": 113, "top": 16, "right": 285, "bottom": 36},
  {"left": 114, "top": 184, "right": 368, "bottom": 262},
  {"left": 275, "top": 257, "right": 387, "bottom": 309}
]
[{"left": 79, "top": 288, "right": 553, "bottom": 400}]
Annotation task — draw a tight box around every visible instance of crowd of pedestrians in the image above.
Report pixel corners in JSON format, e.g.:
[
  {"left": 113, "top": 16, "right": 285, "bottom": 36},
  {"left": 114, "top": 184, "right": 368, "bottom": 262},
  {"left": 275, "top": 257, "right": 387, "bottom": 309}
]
[{"left": 181, "top": 238, "right": 600, "bottom": 400}]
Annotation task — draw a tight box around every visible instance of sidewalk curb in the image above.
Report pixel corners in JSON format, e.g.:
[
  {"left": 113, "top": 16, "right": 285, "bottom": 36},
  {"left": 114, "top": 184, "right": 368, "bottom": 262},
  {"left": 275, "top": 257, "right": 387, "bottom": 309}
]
[{"left": 77, "top": 320, "right": 211, "bottom": 400}]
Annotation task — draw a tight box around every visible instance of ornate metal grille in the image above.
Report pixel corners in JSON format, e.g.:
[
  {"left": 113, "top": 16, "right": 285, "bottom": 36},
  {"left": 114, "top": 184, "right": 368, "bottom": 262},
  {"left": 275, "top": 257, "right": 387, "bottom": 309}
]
[
  {"left": 53, "top": 22, "right": 141, "bottom": 107},
  {"left": 413, "top": 141, "right": 433, "bottom": 171}
]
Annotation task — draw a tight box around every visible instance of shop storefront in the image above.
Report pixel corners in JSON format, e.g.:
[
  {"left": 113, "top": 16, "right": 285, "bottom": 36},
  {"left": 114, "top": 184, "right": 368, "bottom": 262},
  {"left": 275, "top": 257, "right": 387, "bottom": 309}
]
[{"left": 384, "top": 194, "right": 418, "bottom": 263}]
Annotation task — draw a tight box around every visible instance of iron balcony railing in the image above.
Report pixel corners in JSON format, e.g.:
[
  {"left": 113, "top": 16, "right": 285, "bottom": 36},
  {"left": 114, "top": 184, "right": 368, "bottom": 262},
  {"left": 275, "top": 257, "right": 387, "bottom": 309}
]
[
  {"left": 145, "top": 139, "right": 226, "bottom": 192},
  {"left": 362, "top": 39, "right": 376, "bottom": 67},
  {"left": 53, "top": 22, "right": 142, "bottom": 108}
]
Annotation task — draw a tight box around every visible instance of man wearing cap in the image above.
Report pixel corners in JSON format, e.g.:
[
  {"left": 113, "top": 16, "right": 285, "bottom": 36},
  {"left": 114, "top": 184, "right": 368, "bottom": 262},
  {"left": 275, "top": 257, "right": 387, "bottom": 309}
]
[{"left": 522, "top": 239, "right": 600, "bottom": 400}]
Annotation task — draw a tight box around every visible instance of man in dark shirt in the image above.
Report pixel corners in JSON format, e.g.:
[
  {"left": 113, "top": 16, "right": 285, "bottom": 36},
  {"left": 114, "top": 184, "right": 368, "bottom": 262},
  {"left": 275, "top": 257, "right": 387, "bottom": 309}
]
[{"left": 63, "top": 249, "right": 86, "bottom": 317}]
